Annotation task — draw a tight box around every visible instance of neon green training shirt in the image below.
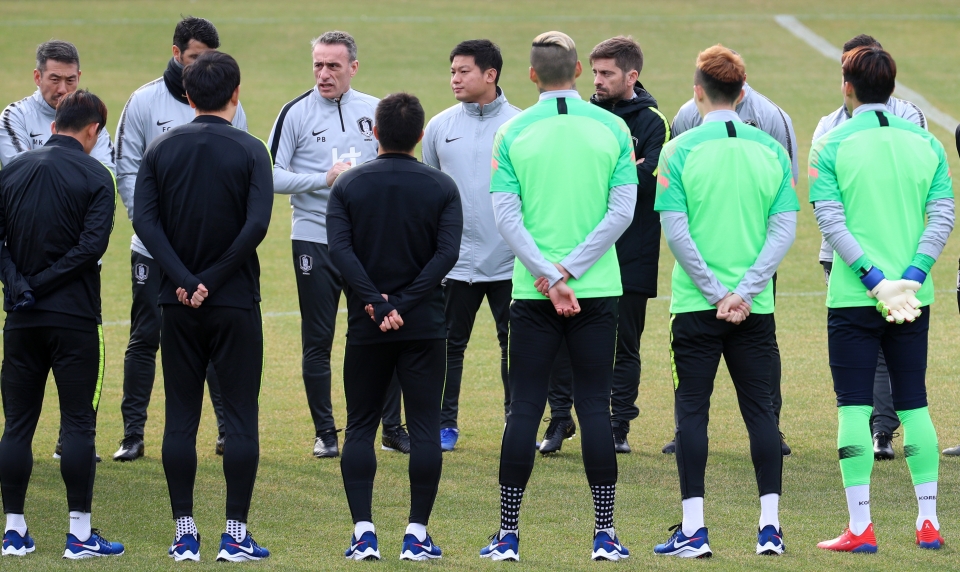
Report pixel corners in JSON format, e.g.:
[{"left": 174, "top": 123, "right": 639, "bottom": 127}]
[
  {"left": 809, "top": 109, "right": 953, "bottom": 309},
  {"left": 490, "top": 94, "right": 638, "bottom": 299},
  {"left": 654, "top": 118, "right": 799, "bottom": 314}
]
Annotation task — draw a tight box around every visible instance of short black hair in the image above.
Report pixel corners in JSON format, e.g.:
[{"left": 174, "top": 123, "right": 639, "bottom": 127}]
[
  {"left": 843, "top": 45, "right": 896, "bottom": 104},
  {"left": 173, "top": 16, "right": 220, "bottom": 52},
  {"left": 843, "top": 34, "right": 880, "bottom": 54},
  {"left": 375, "top": 93, "right": 424, "bottom": 153},
  {"left": 450, "top": 39, "right": 503, "bottom": 85},
  {"left": 55, "top": 89, "right": 107, "bottom": 134},
  {"left": 182, "top": 51, "right": 240, "bottom": 112},
  {"left": 36, "top": 40, "right": 79, "bottom": 73}
]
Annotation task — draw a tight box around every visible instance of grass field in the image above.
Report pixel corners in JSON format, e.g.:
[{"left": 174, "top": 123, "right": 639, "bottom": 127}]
[{"left": 2, "top": 0, "right": 960, "bottom": 569}]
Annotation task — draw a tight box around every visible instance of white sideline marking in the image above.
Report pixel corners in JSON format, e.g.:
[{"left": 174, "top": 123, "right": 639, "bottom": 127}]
[{"left": 775, "top": 15, "right": 959, "bottom": 133}]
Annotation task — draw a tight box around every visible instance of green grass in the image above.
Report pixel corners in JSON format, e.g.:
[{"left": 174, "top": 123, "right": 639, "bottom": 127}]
[{"left": 2, "top": 0, "right": 960, "bottom": 569}]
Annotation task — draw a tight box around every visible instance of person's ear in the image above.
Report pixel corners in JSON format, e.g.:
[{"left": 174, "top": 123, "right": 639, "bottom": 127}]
[
  {"left": 529, "top": 66, "right": 537, "bottom": 84},
  {"left": 417, "top": 130, "right": 424, "bottom": 144},
  {"left": 186, "top": 93, "right": 198, "bottom": 110},
  {"left": 373, "top": 125, "right": 380, "bottom": 141},
  {"left": 574, "top": 60, "right": 582, "bottom": 79}
]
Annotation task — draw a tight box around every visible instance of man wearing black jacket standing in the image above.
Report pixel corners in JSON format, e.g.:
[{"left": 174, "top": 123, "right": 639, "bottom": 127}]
[
  {"left": 133, "top": 51, "right": 272, "bottom": 562},
  {"left": 540, "top": 36, "right": 669, "bottom": 454},
  {"left": 327, "top": 93, "right": 461, "bottom": 561},
  {"left": 0, "top": 90, "right": 124, "bottom": 559}
]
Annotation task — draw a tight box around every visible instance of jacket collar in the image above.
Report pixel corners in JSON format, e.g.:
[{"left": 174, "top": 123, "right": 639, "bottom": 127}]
[
  {"left": 461, "top": 87, "right": 507, "bottom": 117},
  {"left": 702, "top": 109, "right": 742, "bottom": 124},
  {"left": 852, "top": 103, "right": 888, "bottom": 117},
  {"left": 192, "top": 114, "right": 231, "bottom": 125},
  {"left": 314, "top": 86, "right": 355, "bottom": 106},
  {"left": 734, "top": 82, "right": 753, "bottom": 114},
  {"left": 44, "top": 134, "right": 84, "bottom": 151},
  {"left": 32, "top": 89, "right": 56, "bottom": 118}
]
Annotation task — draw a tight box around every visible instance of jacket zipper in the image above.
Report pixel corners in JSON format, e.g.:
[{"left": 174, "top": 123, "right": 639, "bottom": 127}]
[{"left": 336, "top": 98, "right": 345, "bottom": 132}]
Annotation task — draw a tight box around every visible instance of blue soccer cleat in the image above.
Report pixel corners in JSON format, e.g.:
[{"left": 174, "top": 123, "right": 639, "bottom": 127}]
[
  {"left": 654, "top": 523, "right": 712, "bottom": 558},
  {"left": 480, "top": 531, "right": 519, "bottom": 561},
  {"left": 592, "top": 530, "right": 629, "bottom": 561},
  {"left": 216, "top": 532, "right": 269, "bottom": 562},
  {"left": 756, "top": 525, "right": 785, "bottom": 555},
  {"left": 440, "top": 428, "right": 460, "bottom": 452},
  {"left": 2, "top": 529, "right": 36, "bottom": 556},
  {"left": 63, "top": 529, "right": 124, "bottom": 559},
  {"left": 168, "top": 533, "right": 201, "bottom": 561},
  {"left": 400, "top": 533, "right": 442, "bottom": 560},
  {"left": 345, "top": 531, "right": 380, "bottom": 561}
]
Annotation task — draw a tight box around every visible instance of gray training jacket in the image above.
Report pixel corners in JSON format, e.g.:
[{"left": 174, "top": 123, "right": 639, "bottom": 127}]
[
  {"left": 671, "top": 82, "right": 799, "bottom": 185},
  {"left": 0, "top": 88, "right": 115, "bottom": 173},
  {"left": 115, "top": 77, "right": 248, "bottom": 257},
  {"left": 422, "top": 87, "right": 521, "bottom": 283},
  {"left": 268, "top": 87, "right": 380, "bottom": 244}
]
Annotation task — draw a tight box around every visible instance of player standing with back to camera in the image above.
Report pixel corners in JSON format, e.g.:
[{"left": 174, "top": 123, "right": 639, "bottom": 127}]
[
  {"left": 653, "top": 45, "right": 797, "bottom": 558},
  {"left": 268, "top": 30, "right": 406, "bottom": 458},
  {"left": 113, "top": 15, "right": 248, "bottom": 463},
  {"left": 479, "top": 31, "right": 637, "bottom": 562},
  {"left": 134, "top": 51, "right": 273, "bottom": 562},
  {"left": 421, "top": 39, "right": 520, "bottom": 452},
  {"left": 328, "top": 92, "right": 461, "bottom": 561},
  {"left": 0, "top": 90, "right": 124, "bottom": 559},
  {"left": 811, "top": 45, "right": 953, "bottom": 554}
]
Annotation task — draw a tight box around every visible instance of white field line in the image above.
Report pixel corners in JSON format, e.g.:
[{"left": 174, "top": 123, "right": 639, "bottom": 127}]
[{"left": 775, "top": 14, "right": 959, "bottom": 133}]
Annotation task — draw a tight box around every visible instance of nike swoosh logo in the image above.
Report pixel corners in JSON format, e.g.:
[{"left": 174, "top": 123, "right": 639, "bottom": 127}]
[
  {"left": 229, "top": 543, "right": 255, "bottom": 554},
  {"left": 29, "top": 132, "right": 42, "bottom": 137},
  {"left": 673, "top": 537, "right": 701, "bottom": 548},
  {"left": 313, "top": 129, "right": 328, "bottom": 136},
  {"left": 75, "top": 542, "right": 102, "bottom": 550},
  {"left": 157, "top": 120, "right": 173, "bottom": 126},
  {"left": 349, "top": 542, "right": 366, "bottom": 551},
  {"left": 605, "top": 541, "right": 623, "bottom": 550},
  {"left": 445, "top": 137, "right": 462, "bottom": 143}
]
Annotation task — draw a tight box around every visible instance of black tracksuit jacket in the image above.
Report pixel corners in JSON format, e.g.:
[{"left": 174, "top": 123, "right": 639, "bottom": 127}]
[
  {"left": 590, "top": 84, "right": 669, "bottom": 297},
  {"left": 133, "top": 115, "right": 273, "bottom": 309},
  {"left": 0, "top": 135, "right": 115, "bottom": 329}
]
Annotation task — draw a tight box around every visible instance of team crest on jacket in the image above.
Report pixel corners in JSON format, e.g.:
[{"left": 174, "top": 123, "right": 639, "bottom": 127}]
[
  {"left": 134, "top": 263, "right": 149, "bottom": 284},
  {"left": 357, "top": 117, "right": 374, "bottom": 139},
  {"left": 299, "top": 254, "right": 313, "bottom": 274}
]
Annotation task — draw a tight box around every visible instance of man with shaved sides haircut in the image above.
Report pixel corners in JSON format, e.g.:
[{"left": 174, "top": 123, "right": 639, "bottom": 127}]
[
  {"left": 479, "top": 31, "right": 637, "bottom": 562},
  {"left": 811, "top": 45, "right": 952, "bottom": 554},
  {"left": 654, "top": 45, "right": 798, "bottom": 558}
]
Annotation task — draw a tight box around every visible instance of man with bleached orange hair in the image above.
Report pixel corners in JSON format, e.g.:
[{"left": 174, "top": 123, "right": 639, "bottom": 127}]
[{"left": 653, "top": 45, "right": 798, "bottom": 558}]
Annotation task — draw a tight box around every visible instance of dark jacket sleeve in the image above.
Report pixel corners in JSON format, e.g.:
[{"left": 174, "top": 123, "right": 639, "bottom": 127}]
[
  {"left": 955, "top": 122, "right": 959, "bottom": 160},
  {"left": 326, "top": 181, "right": 397, "bottom": 322},
  {"left": 636, "top": 109, "right": 668, "bottom": 201},
  {"left": 26, "top": 168, "right": 115, "bottom": 298},
  {"left": 388, "top": 179, "right": 462, "bottom": 315},
  {"left": 0, "top": 184, "right": 33, "bottom": 310},
  {"left": 132, "top": 146, "right": 202, "bottom": 295},
  {"left": 196, "top": 142, "right": 274, "bottom": 293}
]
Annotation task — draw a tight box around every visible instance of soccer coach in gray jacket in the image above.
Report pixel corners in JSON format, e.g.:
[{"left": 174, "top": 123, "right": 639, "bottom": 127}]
[
  {"left": 268, "top": 31, "right": 403, "bottom": 458},
  {"left": 421, "top": 40, "right": 520, "bottom": 452}
]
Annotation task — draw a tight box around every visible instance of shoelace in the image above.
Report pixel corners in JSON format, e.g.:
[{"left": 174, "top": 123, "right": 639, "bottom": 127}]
[
  {"left": 118, "top": 436, "right": 140, "bottom": 449},
  {"left": 318, "top": 428, "right": 343, "bottom": 446},
  {"left": 612, "top": 425, "right": 628, "bottom": 441},
  {"left": 89, "top": 529, "right": 108, "bottom": 544},
  {"left": 543, "top": 417, "right": 564, "bottom": 440},
  {"left": 666, "top": 523, "right": 682, "bottom": 540}
]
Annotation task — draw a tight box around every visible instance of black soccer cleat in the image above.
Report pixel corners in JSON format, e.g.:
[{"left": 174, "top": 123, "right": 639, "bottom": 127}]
[
  {"left": 873, "top": 431, "right": 895, "bottom": 460},
  {"left": 538, "top": 417, "right": 576, "bottom": 454},
  {"left": 215, "top": 434, "right": 225, "bottom": 456},
  {"left": 661, "top": 438, "right": 676, "bottom": 455},
  {"left": 780, "top": 432, "right": 792, "bottom": 457},
  {"left": 112, "top": 435, "right": 144, "bottom": 462},
  {"left": 612, "top": 421, "right": 631, "bottom": 454},
  {"left": 381, "top": 424, "right": 411, "bottom": 454},
  {"left": 314, "top": 430, "right": 340, "bottom": 458}
]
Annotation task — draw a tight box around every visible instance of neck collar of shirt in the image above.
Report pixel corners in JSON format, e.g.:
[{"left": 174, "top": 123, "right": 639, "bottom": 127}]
[
  {"left": 462, "top": 86, "right": 506, "bottom": 117},
  {"left": 377, "top": 152, "right": 417, "bottom": 161},
  {"left": 842, "top": 96, "right": 896, "bottom": 118},
  {"left": 702, "top": 109, "right": 742, "bottom": 124},
  {"left": 32, "top": 89, "right": 56, "bottom": 117},
  {"left": 315, "top": 86, "right": 354, "bottom": 105},
  {"left": 538, "top": 89, "right": 581, "bottom": 102},
  {"left": 852, "top": 103, "right": 888, "bottom": 117},
  {"left": 192, "top": 114, "right": 231, "bottom": 125},
  {"left": 45, "top": 134, "right": 84, "bottom": 151},
  {"left": 735, "top": 82, "right": 752, "bottom": 113}
]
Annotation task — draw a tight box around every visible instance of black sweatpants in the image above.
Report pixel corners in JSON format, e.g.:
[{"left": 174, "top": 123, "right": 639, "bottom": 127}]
[
  {"left": 341, "top": 339, "right": 445, "bottom": 525},
  {"left": 293, "top": 241, "right": 401, "bottom": 435},
  {"left": 500, "top": 298, "right": 618, "bottom": 488},
  {"left": 671, "top": 311, "right": 782, "bottom": 499},
  {"left": 0, "top": 325, "right": 102, "bottom": 513},
  {"left": 122, "top": 251, "right": 225, "bottom": 438},
  {"left": 160, "top": 305, "right": 263, "bottom": 522},
  {"left": 546, "top": 294, "right": 648, "bottom": 427},
  {"left": 441, "top": 279, "right": 511, "bottom": 428}
]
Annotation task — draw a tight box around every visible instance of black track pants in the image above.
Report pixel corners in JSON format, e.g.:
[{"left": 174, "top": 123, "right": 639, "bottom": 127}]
[
  {"left": 500, "top": 298, "right": 619, "bottom": 489},
  {"left": 160, "top": 305, "right": 263, "bottom": 522},
  {"left": 670, "top": 311, "right": 782, "bottom": 499},
  {"left": 340, "top": 339, "right": 445, "bottom": 525},
  {"left": 0, "top": 325, "right": 102, "bottom": 513}
]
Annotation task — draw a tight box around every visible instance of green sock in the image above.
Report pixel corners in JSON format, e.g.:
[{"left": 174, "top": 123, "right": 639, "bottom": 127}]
[
  {"left": 898, "top": 407, "right": 939, "bottom": 485},
  {"left": 837, "top": 406, "right": 873, "bottom": 487}
]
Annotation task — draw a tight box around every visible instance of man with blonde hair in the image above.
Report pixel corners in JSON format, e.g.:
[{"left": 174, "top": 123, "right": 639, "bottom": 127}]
[
  {"left": 653, "top": 45, "right": 798, "bottom": 558},
  {"left": 479, "top": 30, "right": 637, "bottom": 562}
]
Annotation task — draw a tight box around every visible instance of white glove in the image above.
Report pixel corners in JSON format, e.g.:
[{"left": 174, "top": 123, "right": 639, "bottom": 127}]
[{"left": 868, "top": 279, "right": 922, "bottom": 323}]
